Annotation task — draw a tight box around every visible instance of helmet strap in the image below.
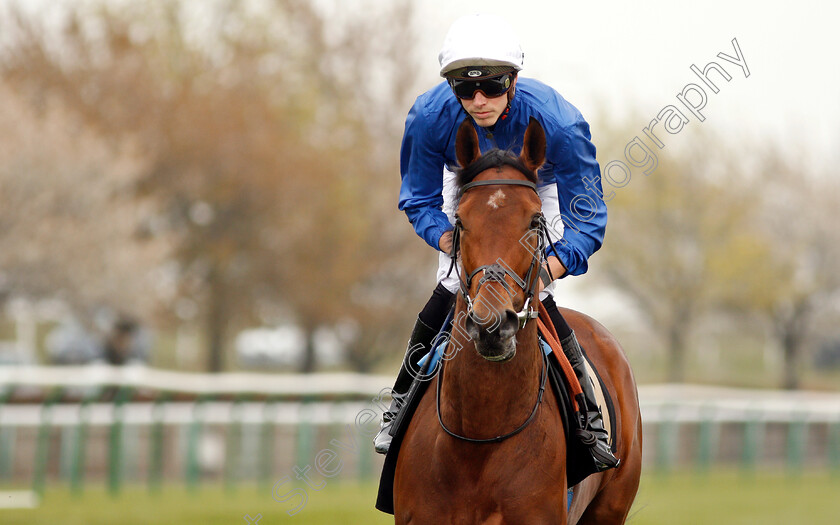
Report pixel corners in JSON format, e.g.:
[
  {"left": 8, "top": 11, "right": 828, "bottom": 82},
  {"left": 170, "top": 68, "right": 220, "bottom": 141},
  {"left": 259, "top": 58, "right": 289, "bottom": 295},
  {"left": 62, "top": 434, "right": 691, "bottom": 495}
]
[{"left": 500, "top": 88, "right": 514, "bottom": 121}]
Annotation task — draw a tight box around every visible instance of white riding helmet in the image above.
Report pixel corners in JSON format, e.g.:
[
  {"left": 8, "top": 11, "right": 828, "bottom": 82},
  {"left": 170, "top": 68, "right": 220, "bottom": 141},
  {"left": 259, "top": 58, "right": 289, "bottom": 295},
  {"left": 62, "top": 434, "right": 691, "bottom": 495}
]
[{"left": 438, "top": 14, "right": 524, "bottom": 77}]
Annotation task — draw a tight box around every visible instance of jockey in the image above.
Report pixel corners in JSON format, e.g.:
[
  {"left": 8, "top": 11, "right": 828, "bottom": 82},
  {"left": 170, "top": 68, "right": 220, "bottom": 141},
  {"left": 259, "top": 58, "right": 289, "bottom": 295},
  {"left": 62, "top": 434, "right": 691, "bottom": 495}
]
[{"left": 374, "top": 13, "right": 619, "bottom": 471}]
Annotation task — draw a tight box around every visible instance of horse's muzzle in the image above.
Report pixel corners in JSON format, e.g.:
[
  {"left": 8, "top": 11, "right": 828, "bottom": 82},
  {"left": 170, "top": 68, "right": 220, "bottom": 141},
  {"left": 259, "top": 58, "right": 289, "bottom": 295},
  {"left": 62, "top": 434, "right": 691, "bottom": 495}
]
[{"left": 464, "top": 309, "right": 519, "bottom": 361}]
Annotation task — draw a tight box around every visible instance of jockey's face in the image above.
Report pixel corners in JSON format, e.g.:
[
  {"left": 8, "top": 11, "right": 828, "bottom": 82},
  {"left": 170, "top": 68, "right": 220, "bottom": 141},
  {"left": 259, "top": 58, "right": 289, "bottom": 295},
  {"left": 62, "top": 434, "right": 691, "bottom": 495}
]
[{"left": 460, "top": 77, "right": 516, "bottom": 128}]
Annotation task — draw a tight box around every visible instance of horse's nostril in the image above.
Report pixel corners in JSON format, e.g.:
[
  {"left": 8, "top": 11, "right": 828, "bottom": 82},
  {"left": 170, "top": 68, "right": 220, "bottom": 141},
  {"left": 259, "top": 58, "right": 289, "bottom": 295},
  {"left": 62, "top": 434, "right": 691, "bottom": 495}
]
[
  {"left": 505, "top": 309, "right": 518, "bottom": 326},
  {"left": 500, "top": 309, "right": 519, "bottom": 338},
  {"left": 465, "top": 313, "right": 480, "bottom": 340},
  {"left": 465, "top": 308, "right": 519, "bottom": 340}
]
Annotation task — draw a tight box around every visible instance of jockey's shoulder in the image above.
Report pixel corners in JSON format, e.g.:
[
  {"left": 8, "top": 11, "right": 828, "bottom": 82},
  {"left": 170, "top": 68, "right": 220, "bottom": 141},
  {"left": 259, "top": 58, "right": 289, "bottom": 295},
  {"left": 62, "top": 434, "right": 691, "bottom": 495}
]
[
  {"left": 514, "top": 78, "right": 588, "bottom": 132},
  {"left": 414, "top": 81, "right": 463, "bottom": 120}
]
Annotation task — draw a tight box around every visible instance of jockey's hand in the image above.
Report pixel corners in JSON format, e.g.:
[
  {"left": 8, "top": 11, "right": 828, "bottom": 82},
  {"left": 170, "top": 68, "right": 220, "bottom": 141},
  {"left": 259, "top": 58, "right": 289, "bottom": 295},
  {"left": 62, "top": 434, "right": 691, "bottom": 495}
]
[
  {"left": 439, "top": 230, "right": 454, "bottom": 254},
  {"left": 538, "top": 256, "right": 567, "bottom": 293}
]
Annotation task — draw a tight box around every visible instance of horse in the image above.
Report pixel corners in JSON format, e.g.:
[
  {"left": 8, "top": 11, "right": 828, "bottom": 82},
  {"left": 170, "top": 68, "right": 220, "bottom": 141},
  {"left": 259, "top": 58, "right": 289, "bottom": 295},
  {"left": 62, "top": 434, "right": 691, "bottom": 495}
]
[{"left": 392, "top": 117, "right": 642, "bottom": 524}]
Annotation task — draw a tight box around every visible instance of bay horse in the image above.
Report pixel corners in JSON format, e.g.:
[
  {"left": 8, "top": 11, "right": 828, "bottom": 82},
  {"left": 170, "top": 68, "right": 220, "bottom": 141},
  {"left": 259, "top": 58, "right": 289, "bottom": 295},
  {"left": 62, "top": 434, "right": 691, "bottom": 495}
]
[{"left": 392, "top": 118, "right": 642, "bottom": 524}]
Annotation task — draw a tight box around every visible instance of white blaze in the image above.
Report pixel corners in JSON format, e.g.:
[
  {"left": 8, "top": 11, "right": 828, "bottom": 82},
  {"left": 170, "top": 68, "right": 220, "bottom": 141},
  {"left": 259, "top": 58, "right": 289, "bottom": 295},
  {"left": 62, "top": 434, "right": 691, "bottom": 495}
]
[{"left": 487, "top": 189, "right": 506, "bottom": 209}]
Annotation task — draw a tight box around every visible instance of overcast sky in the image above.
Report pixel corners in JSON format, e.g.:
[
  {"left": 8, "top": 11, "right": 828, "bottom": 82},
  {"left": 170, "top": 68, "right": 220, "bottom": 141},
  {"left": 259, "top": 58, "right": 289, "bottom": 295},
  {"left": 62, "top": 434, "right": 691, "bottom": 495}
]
[{"left": 414, "top": 0, "right": 839, "bottom": 166}]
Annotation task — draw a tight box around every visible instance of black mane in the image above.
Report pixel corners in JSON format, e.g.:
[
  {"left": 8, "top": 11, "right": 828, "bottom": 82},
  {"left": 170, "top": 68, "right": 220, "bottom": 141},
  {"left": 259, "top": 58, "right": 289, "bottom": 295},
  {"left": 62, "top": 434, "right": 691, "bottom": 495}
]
[{"left": 456, "top": 149, "right": 538, "bottom": 189}]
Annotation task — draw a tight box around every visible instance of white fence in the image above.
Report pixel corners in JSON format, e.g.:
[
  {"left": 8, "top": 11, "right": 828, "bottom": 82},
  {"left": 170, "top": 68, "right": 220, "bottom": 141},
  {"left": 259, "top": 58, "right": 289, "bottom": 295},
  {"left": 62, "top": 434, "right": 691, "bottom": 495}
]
[{"left": 0, "top": 365, "right": 838, "bottom": 492}]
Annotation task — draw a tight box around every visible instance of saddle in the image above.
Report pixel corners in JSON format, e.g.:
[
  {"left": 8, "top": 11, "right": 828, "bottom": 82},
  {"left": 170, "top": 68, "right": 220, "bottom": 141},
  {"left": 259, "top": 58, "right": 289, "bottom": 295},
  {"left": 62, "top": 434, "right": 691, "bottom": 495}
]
[{"left": 375, "top": 308, "right": 617, "bottom": 515}]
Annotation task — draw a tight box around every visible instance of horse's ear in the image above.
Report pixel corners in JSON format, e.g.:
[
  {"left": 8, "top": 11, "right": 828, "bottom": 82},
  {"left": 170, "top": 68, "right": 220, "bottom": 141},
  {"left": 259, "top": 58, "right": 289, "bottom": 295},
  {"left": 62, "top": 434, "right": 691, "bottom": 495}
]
[
  {"left": 455, "top": 118, "right": 481, "bottom": 169},
  {"left": 521, "top": 117, "right": 546, "bottom": 173}
]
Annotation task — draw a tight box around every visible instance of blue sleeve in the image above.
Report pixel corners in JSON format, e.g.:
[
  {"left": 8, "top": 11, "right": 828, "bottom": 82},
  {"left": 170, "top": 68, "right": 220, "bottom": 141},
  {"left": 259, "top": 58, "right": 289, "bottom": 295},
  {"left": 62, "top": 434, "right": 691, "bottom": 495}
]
[
  {"left": 397, "top": 100, "right": 454, "bottom": 251},
  {"left": 546, "top": 119, "right": 607, "bottom": 276}
]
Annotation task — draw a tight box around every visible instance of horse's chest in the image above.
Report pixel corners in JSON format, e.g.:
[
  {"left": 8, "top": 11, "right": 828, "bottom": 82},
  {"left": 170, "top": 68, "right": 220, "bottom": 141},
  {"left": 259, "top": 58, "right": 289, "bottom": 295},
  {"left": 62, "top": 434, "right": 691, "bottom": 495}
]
[
  {"left": 412, "top": 445, "right": 565, "bottom": 520},
  {"left": 396, "top": 389, "right": 566, "bottom": 523},
  {"left": 404, "top": 492, "right": 564, "bottom": 525}
]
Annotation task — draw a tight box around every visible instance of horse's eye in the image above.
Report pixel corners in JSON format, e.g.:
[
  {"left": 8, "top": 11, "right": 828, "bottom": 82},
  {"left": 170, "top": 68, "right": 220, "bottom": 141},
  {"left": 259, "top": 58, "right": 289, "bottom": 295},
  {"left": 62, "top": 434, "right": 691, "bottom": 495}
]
[
  {"left": 530, "top": 215, "right": 542, "bottom": 229},
  {"left": 455, "top": 216, "right": 463, "bottom": 229}
]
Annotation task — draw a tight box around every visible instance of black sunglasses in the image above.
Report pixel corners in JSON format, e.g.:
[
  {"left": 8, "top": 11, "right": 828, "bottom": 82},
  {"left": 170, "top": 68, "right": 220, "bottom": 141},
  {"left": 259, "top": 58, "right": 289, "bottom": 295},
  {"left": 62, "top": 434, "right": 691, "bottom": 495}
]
[{"left": 448, "top": 72, "right": 514, "bottom": 100}]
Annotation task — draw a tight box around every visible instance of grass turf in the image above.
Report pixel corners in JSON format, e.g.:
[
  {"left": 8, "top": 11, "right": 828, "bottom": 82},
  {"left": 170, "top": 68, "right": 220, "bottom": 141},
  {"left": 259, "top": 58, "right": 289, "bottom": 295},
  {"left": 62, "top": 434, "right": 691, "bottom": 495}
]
[{"left": 0, "top": 470, "right": 838, "bottom": 524}]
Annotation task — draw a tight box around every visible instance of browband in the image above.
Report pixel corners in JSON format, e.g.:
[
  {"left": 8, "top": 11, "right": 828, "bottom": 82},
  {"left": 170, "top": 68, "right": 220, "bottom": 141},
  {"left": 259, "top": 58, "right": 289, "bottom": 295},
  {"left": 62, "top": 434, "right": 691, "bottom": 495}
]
[{"left": 458, "top": 179, "right": 538, "bottom": 197}]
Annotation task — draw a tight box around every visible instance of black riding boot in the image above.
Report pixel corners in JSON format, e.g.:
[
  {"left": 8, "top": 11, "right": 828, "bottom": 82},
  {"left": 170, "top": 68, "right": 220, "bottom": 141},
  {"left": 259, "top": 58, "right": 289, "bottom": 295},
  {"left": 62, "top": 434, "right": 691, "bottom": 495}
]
[
  {"left": 560, "top": 331, "right": 621, "bottom": 471},
  {"left": 373, "top": 317, "right": 439, "bottom": 454}
]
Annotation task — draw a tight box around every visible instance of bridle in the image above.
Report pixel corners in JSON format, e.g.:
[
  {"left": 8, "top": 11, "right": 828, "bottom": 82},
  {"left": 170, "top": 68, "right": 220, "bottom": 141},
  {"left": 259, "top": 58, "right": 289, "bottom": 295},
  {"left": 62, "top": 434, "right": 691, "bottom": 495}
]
[
  {"left": 448, "top": 178, "right": 559, "bottom": 331},
  {"left": 436, "top": 177, "right": 561, "bottom": 444}
]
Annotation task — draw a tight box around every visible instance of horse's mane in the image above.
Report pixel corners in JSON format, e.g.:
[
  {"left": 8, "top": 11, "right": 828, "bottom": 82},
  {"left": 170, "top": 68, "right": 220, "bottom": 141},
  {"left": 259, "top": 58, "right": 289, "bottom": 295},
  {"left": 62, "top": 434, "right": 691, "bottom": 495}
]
[{"left": 456, "top": 149, "right": 538, "bottom": 190}]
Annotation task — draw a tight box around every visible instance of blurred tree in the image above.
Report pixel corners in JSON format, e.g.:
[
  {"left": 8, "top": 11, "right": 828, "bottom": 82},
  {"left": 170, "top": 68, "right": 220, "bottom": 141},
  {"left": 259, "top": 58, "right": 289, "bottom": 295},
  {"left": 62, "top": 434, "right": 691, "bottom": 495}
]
[
  {"left": 0, "top": 83, "right": 169, "bottom": 318},
  {"left": 594, "top": 120, "right": 840, "bottom": 388},
  {"left": 713, "top": 150, "right": 840, "bottom": 389},
  {"left": 0, "top": 0, "right": 431, "bottom": 372},
  {"left": 595, "top": 130, "right": 759, "bottom": 382}
]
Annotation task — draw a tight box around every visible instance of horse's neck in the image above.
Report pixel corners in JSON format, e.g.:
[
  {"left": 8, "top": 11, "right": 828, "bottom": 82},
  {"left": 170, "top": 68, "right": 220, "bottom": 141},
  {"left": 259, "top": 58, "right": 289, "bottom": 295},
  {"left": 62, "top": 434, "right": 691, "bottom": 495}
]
[{"left": 441, "top": 305, "right": 543, "bottom": 437}]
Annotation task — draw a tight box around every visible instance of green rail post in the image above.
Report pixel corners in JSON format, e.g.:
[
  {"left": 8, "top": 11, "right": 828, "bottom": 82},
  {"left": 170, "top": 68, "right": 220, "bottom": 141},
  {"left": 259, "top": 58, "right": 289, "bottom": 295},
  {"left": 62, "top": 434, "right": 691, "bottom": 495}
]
[
  {"left": 225, "top": 395, "right": 246, "bottom": 493},
  {"left": 695, "top": 405, "right": 718, "bottom": 474},
  {"left": 829, "top": 419, "right": 840, "bottom": 479},
  {"left": 185, "top": 395, "right": 209, "bottom": 493},
  {"left": 358, "top": 425, "right": 373, "bottom": 482},
  {"left": 123, "top": 422, "right": 140, "bottom": 483},
  {"left": 70, "top": 395, "right": 95, "bottom": 496},
  {"left": 296, "top": 398, "right": 315, "bottom": 473},
  {"left": 108, "top": 387, "right": 133, "bottom": 497},
  {"left": 655, "top": 404, "right": 677, "bottom": 475},
  {"left": 259, "top": 400, "right": 277, "bottom": 488},
  {"left": 786, "top": 413, "right": 808, "bottom": 477},
  {"left": 59, "top": 426, "right": 73, "bottom": 481},
  {"left": 0, "top": 427, "right": 14, "bottom": 481},
  {"left": 741, "top": 410, "right": 763, "bottom": 477},
  {"left": 0, "top": 387, "right": 14, "bottom": 481},
  {"left": 33, "top": 388, "right": 63, "bottom": 497},
  {"left": 148, "top": 392, "right": 170, "bottom": 494},
  {"left": 347, "top": 401, "right": 374, "bottom": 481},
  {"left": 328, "top": 402, "right": 343, "bottom": 479}
]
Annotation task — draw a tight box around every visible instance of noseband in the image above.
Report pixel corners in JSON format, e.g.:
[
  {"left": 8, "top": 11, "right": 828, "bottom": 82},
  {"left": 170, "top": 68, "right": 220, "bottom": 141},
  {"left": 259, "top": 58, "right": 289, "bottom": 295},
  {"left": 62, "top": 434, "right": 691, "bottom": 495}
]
[{"left": 450, "top": 178, "right": 553, "bottom": 331}]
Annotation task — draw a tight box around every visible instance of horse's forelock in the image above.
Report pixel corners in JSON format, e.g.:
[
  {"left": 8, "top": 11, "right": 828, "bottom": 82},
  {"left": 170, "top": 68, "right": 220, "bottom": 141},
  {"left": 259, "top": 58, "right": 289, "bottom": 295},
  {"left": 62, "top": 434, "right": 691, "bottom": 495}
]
[{"left": 456, "top": 149, "right": 538, "bottom": 190}]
